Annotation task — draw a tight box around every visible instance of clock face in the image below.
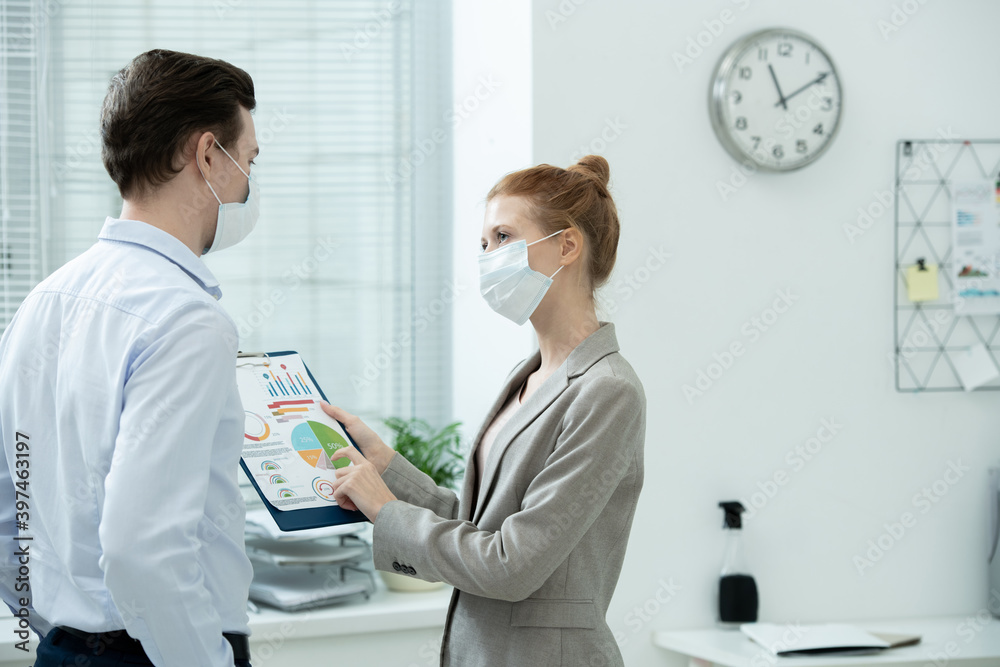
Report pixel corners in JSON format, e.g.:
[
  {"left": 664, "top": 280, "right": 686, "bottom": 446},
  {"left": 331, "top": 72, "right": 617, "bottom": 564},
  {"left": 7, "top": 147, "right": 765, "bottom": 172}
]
[{"left": 709, "top": 28, "right": 843, "bottom": 172}]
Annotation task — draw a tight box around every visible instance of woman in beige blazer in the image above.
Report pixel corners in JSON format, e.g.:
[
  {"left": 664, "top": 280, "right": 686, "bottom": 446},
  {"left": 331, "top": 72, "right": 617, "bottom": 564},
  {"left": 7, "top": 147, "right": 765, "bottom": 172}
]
[{"left": 324, "top": 155, "right": 646, "bottom": 667}]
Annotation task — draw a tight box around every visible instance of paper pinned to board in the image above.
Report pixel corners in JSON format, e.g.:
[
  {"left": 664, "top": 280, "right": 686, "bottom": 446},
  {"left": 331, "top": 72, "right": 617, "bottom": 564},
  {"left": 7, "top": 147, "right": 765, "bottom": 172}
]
[{"left": 952, "top": 343, "right": 1000, "bottom": 391}]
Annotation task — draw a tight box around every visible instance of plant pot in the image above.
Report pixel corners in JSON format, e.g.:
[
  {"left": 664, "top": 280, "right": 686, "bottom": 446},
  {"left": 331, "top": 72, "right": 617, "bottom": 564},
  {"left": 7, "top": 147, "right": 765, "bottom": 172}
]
[{"left": 379, "top": 570, "right": 444, "bottom": 592}]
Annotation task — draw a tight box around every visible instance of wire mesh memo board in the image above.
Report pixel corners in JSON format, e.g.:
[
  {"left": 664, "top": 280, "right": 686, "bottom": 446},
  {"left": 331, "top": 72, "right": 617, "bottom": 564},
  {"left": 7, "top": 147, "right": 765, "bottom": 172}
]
[{"left": 894, "top": 139, "right": 1000, "bottom": 392}]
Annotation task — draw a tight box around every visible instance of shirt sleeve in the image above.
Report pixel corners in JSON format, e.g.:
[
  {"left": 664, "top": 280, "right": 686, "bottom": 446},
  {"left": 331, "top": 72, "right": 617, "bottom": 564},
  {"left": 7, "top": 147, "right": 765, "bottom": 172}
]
[
  {"left": 0, "top": 425, "right": 54, "bottom": 639},
  {"left": 371, "top": 373, "right": 645, "bottom": 601},
  {"left": 97, "top": 302, "right": 240, "bottom": 667}
]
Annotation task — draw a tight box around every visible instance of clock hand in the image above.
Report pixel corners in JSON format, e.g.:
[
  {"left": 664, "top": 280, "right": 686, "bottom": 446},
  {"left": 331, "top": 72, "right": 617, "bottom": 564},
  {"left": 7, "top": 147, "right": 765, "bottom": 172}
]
[
  {"left": 774, "top": 71, "right": 829, "bottom": 107},
  {"left": 768, "top": 64, "right": 788, "bottom": 110}
]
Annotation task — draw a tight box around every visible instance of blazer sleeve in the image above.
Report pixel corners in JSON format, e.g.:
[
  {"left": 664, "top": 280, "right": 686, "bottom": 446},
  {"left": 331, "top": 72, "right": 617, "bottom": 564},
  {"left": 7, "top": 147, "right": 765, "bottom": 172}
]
[
  {"left": 372, "top": 373, "right": 644, "bottom": 602},
  {"left": 380, "top": 451, "right": 460, "bottom": 520}
]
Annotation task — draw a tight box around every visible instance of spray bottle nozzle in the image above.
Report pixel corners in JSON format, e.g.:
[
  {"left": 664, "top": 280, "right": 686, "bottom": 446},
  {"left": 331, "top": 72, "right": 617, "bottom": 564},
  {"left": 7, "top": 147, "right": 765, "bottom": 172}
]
[{"left": 719, "top": 501, "right": 745, "bottom": 529}]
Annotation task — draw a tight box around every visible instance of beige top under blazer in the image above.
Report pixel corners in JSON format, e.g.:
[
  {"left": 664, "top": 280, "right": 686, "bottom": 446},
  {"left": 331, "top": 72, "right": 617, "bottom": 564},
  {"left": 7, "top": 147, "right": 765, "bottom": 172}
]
[{"left": 373, "top": 322, "right": 646, "bottom": 667}]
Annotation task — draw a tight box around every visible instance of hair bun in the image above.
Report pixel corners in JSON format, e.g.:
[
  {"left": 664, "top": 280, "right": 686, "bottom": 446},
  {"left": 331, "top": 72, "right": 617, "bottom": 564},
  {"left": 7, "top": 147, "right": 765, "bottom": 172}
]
[{"left": 569, "top": 154, "right": 611, "bottom": 188}]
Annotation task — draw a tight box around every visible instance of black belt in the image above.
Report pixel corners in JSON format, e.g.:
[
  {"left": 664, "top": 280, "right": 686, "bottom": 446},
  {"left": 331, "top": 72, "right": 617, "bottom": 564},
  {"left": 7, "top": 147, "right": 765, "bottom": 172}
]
[{"left": 58, "top": 626, "right": 250, "bottom": 662}]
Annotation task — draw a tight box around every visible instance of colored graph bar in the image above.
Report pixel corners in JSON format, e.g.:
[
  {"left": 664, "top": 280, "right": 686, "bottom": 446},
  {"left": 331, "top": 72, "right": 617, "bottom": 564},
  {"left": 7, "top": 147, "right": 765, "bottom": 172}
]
[
  {"left": 267, "top": 399, "right": 314, "bottom": 408},
  {"left": 296, "top": 372, "right": 311, "bottom": 394}
]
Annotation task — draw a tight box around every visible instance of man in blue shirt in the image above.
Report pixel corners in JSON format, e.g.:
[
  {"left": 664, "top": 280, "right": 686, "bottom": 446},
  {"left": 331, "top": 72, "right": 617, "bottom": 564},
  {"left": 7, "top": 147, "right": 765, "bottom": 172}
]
[{"left": 0, "top": 49, "right": 260, "bottom": 666}]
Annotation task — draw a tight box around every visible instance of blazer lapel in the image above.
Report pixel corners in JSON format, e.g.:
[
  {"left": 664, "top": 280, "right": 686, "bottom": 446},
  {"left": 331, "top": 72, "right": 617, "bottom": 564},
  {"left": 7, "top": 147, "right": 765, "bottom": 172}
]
[
  {"left": 472, "top": 364, "right": 570, "bottom": 524},
  {"left": 458, "top": 353, "right": 540, "bottom": 520},
  {"left": 469, "top": 322, "right": 622, "bottom": 524}
]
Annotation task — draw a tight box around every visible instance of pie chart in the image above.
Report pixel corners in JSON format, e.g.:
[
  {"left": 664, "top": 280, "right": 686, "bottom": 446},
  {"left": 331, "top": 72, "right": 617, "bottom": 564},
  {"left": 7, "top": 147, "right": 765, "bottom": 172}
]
[{"left": 292, "top": 421, "right": 351, "bottom": 470}]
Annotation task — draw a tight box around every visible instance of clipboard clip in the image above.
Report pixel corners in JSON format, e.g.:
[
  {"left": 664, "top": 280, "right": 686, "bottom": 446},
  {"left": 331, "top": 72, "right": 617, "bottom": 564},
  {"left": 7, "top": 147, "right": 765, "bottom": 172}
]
[{"left": 236, "top": 351, "right": 270, "bottom": 367}]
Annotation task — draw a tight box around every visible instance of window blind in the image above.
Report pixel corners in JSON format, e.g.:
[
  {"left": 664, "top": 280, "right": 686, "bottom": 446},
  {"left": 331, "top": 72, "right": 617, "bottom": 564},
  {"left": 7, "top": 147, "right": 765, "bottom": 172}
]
[
  {"left": 10, "top": 0, "right": 453, "bottom": 431},
  {"left": 0, "top": 0, "right": 47, "bottom": 332}
]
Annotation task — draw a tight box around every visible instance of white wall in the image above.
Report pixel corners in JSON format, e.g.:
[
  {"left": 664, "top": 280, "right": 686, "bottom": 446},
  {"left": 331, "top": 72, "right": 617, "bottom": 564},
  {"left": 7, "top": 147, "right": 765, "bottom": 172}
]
[
  {"left": 451, "top": 1, "right": 536, "bottom": 431},
  {"left": 456, "top": 1, "right": 1000, "bottom": 665}
]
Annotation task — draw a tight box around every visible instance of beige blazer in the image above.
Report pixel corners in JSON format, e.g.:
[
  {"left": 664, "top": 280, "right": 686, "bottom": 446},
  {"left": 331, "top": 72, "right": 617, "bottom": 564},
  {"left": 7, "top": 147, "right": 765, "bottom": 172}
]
[{"left": 373, "top": 322, "right": 646, "bottom": 667}]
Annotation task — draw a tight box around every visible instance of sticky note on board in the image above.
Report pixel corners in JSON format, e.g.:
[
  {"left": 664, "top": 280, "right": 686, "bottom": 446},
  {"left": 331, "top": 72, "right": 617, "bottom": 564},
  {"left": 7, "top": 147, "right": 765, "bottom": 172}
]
[
  {"left": 906, "top": 263, "right": 939, "bottom": 302},
  {"left": 952, "top": 343, "right": 1000, "bottom": 391}
]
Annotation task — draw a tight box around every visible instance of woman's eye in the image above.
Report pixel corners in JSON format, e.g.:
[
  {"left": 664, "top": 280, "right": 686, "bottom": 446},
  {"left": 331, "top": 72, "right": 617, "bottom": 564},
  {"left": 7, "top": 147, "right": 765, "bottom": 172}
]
[{"left": 497, "top": 232, "right": 509, "bottom": 244}]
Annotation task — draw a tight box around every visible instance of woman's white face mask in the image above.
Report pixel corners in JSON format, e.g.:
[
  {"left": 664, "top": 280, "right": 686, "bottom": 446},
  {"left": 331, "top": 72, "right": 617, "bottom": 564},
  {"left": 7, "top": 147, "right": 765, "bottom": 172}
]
[{"left": 478, "top": 229, "right": 564, "bottom": 325}]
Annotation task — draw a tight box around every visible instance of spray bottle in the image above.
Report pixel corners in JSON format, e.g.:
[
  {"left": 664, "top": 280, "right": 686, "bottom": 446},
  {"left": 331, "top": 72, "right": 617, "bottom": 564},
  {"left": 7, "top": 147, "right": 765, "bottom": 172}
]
[{"left": 718, "top": 500, "right": 759, "bottom": 628}]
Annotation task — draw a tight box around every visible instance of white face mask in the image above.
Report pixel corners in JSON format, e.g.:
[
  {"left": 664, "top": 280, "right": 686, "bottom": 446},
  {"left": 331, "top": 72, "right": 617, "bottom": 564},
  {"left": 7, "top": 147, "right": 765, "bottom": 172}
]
[
  {"left": 200, "top": 142, "right": 259, "bottom": 255},
  {"left": 478, "top": 229, "right": 564, "bottom": 325}
]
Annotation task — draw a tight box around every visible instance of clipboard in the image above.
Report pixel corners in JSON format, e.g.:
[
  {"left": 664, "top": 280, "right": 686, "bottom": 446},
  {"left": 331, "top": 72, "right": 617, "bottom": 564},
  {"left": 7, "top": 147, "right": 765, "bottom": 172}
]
[{"left": 235, "top": 350, "right": 367, "bottom": 531}]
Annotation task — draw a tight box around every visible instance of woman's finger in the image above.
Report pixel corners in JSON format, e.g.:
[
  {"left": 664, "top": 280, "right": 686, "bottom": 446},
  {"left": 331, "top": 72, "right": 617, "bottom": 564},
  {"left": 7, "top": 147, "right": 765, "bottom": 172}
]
[
  {"left": 330, "top": 446, "right": 363, "bottom": 465},
  {"left": 320, "top": 401, "right": 355, "bottom": 424}
]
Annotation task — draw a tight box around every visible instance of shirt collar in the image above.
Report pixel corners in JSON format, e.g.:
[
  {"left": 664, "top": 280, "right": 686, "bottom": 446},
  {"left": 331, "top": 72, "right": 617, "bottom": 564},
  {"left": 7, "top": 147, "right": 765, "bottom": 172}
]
[{"left": 97, "top": 217, "right": 223, "bottom": 300}]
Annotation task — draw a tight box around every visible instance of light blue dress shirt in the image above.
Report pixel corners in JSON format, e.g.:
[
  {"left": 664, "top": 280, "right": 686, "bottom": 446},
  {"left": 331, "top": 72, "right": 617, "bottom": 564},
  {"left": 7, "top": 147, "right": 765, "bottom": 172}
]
[{"left": 0, "top": 217, "right": 253, "bottom": 666}]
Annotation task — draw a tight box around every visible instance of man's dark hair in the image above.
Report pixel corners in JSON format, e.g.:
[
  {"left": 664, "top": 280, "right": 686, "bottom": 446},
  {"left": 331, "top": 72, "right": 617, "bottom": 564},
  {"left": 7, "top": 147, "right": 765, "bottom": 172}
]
[{"left": 100, "top": 49, "right": 256, "bottom": 199}]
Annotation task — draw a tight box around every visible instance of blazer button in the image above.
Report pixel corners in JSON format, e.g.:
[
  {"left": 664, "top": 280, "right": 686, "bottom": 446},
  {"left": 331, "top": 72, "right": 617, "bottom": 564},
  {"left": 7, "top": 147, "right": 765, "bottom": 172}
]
[
  {"left": 392, "top": 561, "right": 401, "bottom": 572},
  {"left": 407, "top": 566, "right": 417, "bottom": 575}
]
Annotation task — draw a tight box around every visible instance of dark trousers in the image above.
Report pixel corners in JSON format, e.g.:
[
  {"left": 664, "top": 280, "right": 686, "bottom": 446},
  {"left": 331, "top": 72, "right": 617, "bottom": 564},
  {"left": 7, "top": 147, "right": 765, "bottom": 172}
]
[{"left": 34, "top": 627, "right": 252, "bottom": 667}]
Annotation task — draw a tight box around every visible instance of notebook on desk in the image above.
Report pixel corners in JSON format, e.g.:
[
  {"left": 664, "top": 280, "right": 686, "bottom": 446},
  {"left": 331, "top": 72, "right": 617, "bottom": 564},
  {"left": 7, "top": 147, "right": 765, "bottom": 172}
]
[{"left": 740, "top": 623, "right": 921, "bottom": 657}]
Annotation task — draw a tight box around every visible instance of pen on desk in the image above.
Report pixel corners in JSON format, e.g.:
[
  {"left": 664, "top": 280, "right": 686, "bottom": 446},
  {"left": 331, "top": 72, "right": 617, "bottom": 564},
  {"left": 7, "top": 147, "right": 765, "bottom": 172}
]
[{"left": 247, "top": 600, "right": 260, "bottom": 614}]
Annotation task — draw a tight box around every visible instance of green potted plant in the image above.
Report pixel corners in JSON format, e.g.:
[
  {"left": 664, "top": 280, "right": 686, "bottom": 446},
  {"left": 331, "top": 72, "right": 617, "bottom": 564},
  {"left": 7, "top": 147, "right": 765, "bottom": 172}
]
[{"left": 378, "top": 417, "right": 465, "bottom": 592}]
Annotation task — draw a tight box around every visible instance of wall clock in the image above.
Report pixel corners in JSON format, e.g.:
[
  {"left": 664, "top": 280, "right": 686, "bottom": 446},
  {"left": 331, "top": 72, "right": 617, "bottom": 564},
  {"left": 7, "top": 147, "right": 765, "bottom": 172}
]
[{"left": 709, "top": 28, "right": 843, "bottom": 172}]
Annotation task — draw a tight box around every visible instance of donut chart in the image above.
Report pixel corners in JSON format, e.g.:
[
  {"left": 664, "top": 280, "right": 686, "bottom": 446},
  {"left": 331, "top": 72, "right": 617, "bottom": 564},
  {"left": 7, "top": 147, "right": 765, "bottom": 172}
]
[
  {"left": 244, "top": 411, "right": 271, "bottom": 442},
  {"left": 292, "top": 421, "right": 351, "bottom": 470}
]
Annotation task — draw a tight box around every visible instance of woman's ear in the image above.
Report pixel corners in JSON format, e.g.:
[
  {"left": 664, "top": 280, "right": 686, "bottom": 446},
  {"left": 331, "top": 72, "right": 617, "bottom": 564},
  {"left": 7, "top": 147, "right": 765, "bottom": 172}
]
[{"left": 560, "top": 226, "right": 584, "bottom": 266}]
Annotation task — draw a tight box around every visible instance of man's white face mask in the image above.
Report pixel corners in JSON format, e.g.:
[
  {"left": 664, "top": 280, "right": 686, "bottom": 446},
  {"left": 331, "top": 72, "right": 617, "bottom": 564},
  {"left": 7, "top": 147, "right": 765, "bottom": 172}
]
[
  {"left": 478, "top": 229, "right": 564, "bottom": 325},
  {"left": 199, "top": 142, "right": 259, "bottom": 255}
]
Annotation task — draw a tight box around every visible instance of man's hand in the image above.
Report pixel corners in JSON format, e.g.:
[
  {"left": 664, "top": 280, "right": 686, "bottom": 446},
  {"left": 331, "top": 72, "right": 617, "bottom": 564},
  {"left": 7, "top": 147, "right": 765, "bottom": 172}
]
[
  {"left": 320, "top": 402, "right": 395, "bottom": 474},
  {"left": 329, "top": 447, "right": 397, "bottom": 522}
]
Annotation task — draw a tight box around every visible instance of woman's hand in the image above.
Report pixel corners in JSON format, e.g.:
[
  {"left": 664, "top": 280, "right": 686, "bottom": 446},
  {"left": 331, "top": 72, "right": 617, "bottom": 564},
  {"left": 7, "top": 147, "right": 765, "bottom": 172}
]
[
  {"left": 329, "top": 447, "right": 397, "bottom": 522},
  {"left": 319, "top": 401, "right": 395, "bottom": 474}
]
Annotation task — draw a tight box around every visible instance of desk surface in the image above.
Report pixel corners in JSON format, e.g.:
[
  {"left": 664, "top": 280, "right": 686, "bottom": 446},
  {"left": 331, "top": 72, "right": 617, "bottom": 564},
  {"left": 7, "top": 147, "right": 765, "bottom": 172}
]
[
  {"left": 0, "top": 585, "right": 452, "bottom": 663},
  {"left": 654, "top": 616, "right": 1000, "bottom": 667}
]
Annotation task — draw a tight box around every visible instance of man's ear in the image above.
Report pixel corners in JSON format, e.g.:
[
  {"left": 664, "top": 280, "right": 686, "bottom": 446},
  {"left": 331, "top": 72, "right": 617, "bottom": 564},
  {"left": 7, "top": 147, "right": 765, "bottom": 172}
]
[
  {"left": 560, "top": 226, "right": 584, "bottom": 266},
  {"left": 194, "top": 131, "right": 217, "bottom": 176}
]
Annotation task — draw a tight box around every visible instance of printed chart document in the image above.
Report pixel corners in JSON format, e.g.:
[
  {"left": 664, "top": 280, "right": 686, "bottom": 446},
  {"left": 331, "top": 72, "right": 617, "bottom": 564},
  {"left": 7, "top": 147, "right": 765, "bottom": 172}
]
[
  {"left": 236, "top": 351, "right": 366, "bottom": 530},
  {"left": 951, "top": 180, "right": 1000, "bottom": 314}
]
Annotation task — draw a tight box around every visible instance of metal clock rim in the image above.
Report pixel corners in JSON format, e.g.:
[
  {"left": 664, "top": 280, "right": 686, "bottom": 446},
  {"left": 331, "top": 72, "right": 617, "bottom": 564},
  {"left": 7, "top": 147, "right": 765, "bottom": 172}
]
[{"left": 708, "top": 27, "right": 843, "bottom": 173}]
